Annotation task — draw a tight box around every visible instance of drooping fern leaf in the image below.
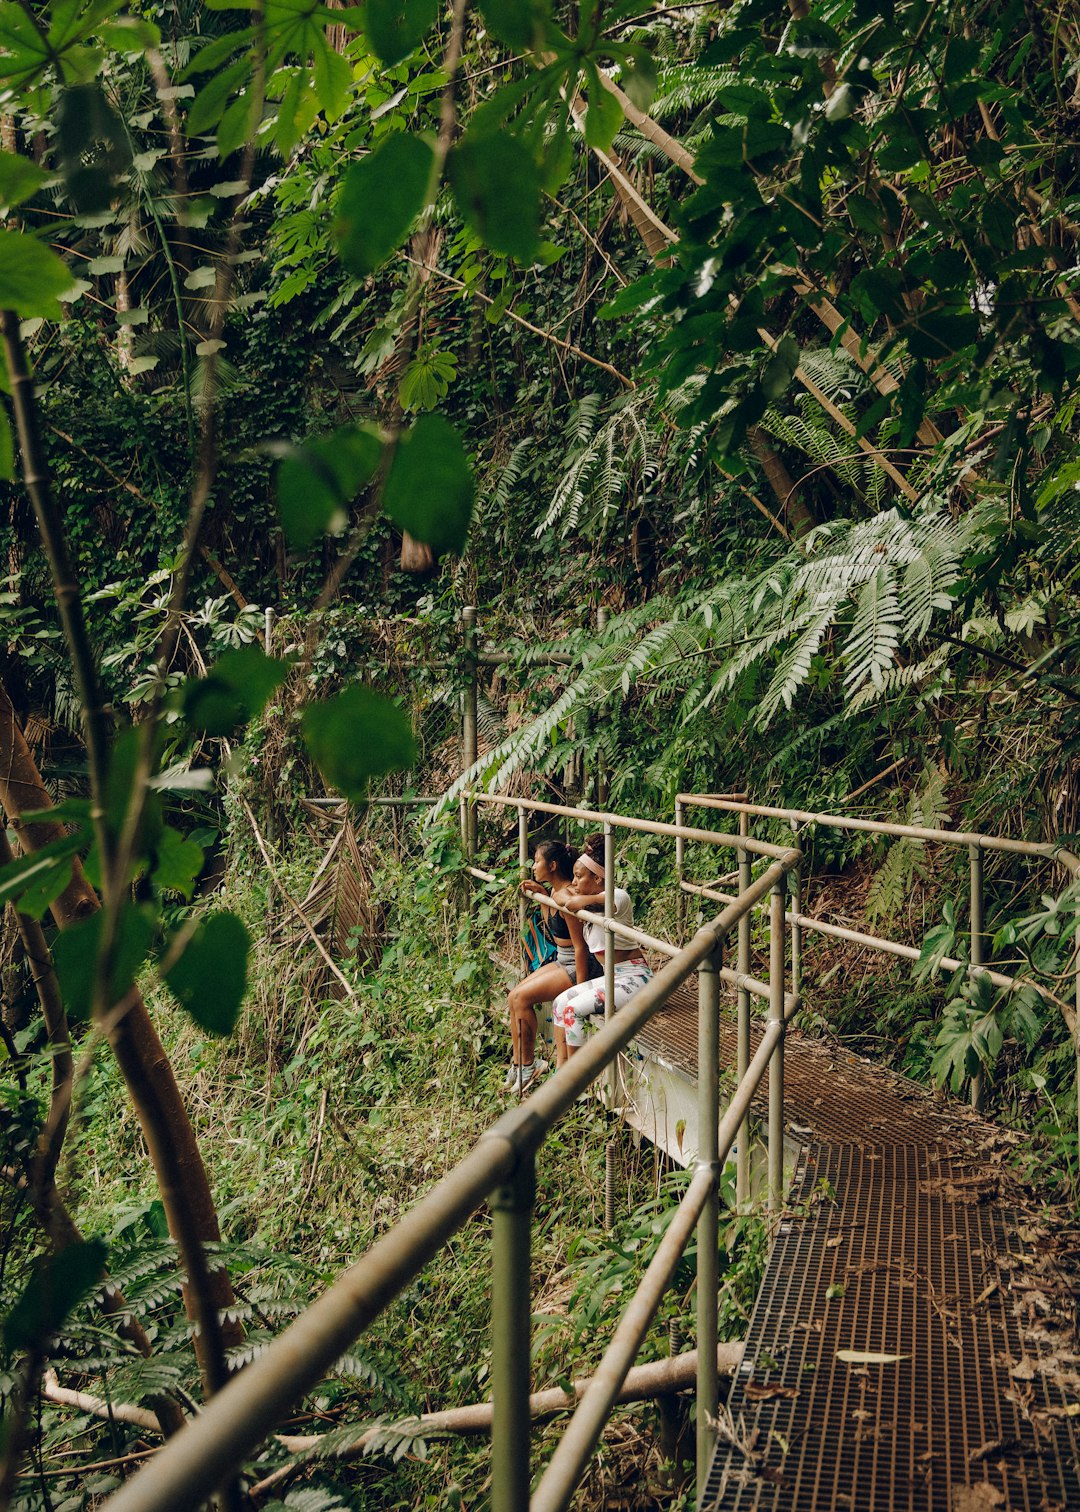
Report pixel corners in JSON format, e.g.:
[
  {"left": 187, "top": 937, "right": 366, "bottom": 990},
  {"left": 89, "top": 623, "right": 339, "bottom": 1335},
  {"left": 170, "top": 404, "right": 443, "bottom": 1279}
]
[{"left": 843, "top": 565, "right": 902, "bottom": 693}]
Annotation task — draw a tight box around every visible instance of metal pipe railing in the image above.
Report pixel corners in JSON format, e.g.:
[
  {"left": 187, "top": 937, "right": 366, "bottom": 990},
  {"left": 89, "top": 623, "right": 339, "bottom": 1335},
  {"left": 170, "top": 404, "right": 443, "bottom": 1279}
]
[
  {"left": 681, "top": 886, "right": 1046, "bottom": 1000},
  {"left": 105, "top": 835, "right": 801, "bottom": 1512},
  {"left": 695, "top": 945, "right": 721, "bottom": 1494},
  {"left": 532, "top": 1167, "right": 715, "bottom": 1512},
  {"left": 676, "top": 792, "right": 1080, "bottom": 868},
  {"left": 767, "top": 881, "right": 786, "bottom": 1215},
  {"left": 678, "top": 792, "right": 1080, "bottom": 1124},
  {"left": 737, "top": 811, "right": 752, "bottom": 1207},
  {"left": 476, "top": 791, "right": 792, "bottom": 859}
]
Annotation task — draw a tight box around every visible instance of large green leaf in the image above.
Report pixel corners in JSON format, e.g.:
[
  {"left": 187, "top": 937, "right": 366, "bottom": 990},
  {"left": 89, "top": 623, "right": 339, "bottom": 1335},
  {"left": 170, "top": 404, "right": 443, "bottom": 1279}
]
[
  {"left": 181, "top": 645, "right": 290, "bottom": 736},
  {"left": 276, "top": 422, "right": 383, "bottom": 550},
  {"left": 335, "top": 133, "right": 434, "bottom": 277},
  {"left": 4, "top": 1239, "right": 108, "bottom": 1352},
  {"left": 906, "top": 310, "right": 979, "bottom": 360},
  {"left": 0, "top": 150, "right": 45, "bottom": 209},
  {"left": 0, "top": 232, "right": 75, "bottom": 317},
  {"left": 0, "top": 830, "right": 85, "bottom": 920},
  {"left": 57, "top": 81, "right": 133, "bottom": 212},
  {"left": 382, "top": 415, "right": 474, "bottom": 555},
  {"left": 0, "top": 0, "right": 50, "bottom": 88},
  {"left": 187, "top": 58, "right": 249, "bottom": 136},
  {"left": 152, "top": 827, "right": 205, "bottom": 901},
  {"left": 163, "top": 911, "right": 249, "bottom": 1037},
  {"left": 312, "top": 33, "right": 351, "bottom": 119},
  {"left": 582, "top": 67, "right": 623, "bottom": 152},
  {"left": 447, "top": 131, "right": 541, "bottom": 263},
  {"left": 366, "top": 0, "right": 437, "bottom": 64},
  {"left": 302, "top": 685, "right": 417, "bottom": 802},
  {"left": 52, "top": 905, "right": 155, "bottom": 1023}
]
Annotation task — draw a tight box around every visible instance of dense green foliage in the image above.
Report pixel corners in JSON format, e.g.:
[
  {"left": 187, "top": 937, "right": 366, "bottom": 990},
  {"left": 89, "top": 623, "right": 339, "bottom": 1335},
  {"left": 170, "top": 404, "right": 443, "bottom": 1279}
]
[{"left": 0, "top": 0, "right": 1078, "bottom": 1504}]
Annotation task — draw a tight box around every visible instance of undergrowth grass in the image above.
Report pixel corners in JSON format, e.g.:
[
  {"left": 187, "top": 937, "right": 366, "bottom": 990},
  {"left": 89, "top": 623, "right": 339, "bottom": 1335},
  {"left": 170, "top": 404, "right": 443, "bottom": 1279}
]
[{"left": 20, "top": 815, "right": 764, "bottom": 1510}]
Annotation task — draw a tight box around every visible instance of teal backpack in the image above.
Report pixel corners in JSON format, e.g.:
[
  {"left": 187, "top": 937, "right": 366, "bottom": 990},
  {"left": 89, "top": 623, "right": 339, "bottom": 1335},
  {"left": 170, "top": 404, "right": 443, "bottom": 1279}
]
[{"left": 522, "top": 904, "right": 557, "bottom": 974}]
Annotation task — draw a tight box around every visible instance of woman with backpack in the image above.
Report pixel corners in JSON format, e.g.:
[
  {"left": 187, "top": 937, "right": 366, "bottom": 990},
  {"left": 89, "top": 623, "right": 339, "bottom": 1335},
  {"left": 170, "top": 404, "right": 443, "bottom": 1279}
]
[
  {"left": 505, "top": 839, "right": 596, "bottom": 1095},
  {"left": 552, "top": 832, "right": 653, "bottom": 1057}
]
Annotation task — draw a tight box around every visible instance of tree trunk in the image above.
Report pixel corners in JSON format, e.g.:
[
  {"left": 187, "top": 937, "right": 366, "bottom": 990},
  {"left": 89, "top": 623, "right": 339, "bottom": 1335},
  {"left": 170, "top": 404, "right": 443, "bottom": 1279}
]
[{"left": 0, "top": 678, "right": 241, "bottom": 1394}]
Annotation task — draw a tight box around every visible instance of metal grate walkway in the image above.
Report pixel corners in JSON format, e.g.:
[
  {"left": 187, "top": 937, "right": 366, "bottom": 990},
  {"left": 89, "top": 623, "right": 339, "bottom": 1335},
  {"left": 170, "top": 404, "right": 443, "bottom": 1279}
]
[
  {"left": 677, "top": 1025, "right": 1080, "bottom": 1509},
  {"left": 618, "top": 981, "right": 1080, "bottom": 1508}
]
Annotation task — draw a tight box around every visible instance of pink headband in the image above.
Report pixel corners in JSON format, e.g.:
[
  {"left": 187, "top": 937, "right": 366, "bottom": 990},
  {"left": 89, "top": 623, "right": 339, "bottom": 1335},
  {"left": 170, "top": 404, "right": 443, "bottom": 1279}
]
[{"left": 579, "top": 854, "right": 605, "bottom": 878}]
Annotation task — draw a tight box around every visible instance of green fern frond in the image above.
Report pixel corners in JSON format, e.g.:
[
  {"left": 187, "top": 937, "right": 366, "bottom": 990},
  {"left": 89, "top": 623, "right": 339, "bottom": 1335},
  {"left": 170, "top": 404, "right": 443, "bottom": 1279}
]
[
  {"left": 650, "top": 66, "right": 738, "bottom": 119},
  {"left": 843, "top": 565, "right": 901, "bottom": 692},
  {"left": 281, "top": 1488, "right": 358, "bottom": 1511},
  {"left": 757, "top": 605, "right": 833, "bottom": 720},
  {"left": 846, "top": 644, "right": 950, "bottom": 712},
  {"left": 537, "top": 393, "right": 657, "bottom": 539}
]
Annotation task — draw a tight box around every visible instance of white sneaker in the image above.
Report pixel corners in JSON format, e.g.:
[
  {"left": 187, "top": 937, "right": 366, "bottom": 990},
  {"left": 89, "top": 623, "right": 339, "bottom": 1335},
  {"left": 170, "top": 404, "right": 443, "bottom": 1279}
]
[
  {"left": 501, "top": 1063, "right": 521, "bottom": 1092},
  {"left": 517, "top": 1059, "right": 549, "bottom": 1095}
]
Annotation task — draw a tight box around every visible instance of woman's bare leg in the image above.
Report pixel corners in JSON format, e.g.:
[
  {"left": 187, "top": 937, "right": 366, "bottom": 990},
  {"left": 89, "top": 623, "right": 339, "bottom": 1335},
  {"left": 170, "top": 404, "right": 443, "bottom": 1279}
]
[
  {"left": 554, "top": 1025, "right": 567, "bottom": 1067},
  {"left": 509, "top": 964, "right": 572, "bottom": 1066}
]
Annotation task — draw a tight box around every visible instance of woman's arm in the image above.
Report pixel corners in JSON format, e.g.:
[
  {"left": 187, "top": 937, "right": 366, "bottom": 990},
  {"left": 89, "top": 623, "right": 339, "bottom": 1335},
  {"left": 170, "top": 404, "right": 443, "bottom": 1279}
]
[
  {"left": 565, "top": 911, "right": 590, "bottom": 984},
  {"left": 556, "top": 891, "right": 593, "bottom": 916}
]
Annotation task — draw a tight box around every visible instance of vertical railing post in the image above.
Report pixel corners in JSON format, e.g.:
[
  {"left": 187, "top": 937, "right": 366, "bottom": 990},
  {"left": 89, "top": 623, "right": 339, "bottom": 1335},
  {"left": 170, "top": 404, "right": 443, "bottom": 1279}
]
[
  {"left": 768, "top": 878, "right": 786, "bottom": 1217},
  {"left": 603, "top": 820, "right": 618, "bottom": 1227},
  {"left": 790, "top": 826, "right": 802, "bottom": 1001},
  {"left": 736, "top": 811, "right": 752, "bottom": 1209},
  {"left": 518, "top": 806, "right": 529, "bottom": 936},
  {"left": 675, "top": 798, "right": 685, "bottom": 943},
  {"left": 603, "top": 821, "right": 616, "bottom": 1051},
  {"left": 263, "top": 605, "right": 273, "bottom": 656},
  {"left": 696, "top": 940, "right": 722, "bottom": 1500},
  {"left": 490, "top": 1151, "right": 535, "bottom": 1512},
  {"left": 461, "top": 606, "right": 478, "bottom": 859},
  {"left": 970, "top": 842, "right": 986, "bottom": 1111}
]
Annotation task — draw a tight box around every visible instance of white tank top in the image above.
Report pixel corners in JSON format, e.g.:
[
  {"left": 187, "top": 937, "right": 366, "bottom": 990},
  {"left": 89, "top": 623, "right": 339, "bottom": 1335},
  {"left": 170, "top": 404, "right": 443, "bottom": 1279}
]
[{"left": 582, "top": 887, "right": 635, "bottom": 953}]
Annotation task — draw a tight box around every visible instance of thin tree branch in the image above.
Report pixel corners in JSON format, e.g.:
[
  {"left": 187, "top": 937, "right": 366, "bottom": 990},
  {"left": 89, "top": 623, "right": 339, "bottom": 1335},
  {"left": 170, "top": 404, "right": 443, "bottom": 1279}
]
[
  {"left": 0, "top": 313, "right": 111, "bottom": 868},
  {"left": 400, "top": 254, "right": 637, "bottom": 388},
  {"left": 0, "top": 830, "right": 73, "bottom": 1249}
]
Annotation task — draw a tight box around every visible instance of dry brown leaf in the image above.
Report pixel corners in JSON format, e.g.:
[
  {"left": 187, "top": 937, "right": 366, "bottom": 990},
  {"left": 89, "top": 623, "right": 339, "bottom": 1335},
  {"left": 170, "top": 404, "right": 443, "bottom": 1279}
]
[
  {"left": 951, "top": 1484, "right": 1005, "bottom": 1511},
  {"left": 743, "top": 1380, "right": 799, "bottom": 1401},
  {"left": 968, "top": 1436, "right": 1027, "bottom": 1464}
]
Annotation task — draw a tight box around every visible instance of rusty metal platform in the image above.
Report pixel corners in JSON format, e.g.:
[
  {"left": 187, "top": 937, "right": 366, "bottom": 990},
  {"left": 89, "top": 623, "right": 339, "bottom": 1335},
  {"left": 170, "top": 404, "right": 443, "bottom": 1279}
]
[
  {"left": 629, "top": 981, "right": 1080, "bottom": 1509},
  {"left": 702, "top": 1142, "right": 1080, "bottom": 1510},
  {"left": 634, "top": 981, "right": 972, "bottom": 1148}
]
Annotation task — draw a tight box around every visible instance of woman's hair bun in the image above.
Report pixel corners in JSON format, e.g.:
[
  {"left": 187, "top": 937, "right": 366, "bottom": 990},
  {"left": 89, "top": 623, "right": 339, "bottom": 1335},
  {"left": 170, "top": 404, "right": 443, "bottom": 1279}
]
[{"left": 536, "top": 839, "right": 579, "bottom": 877}]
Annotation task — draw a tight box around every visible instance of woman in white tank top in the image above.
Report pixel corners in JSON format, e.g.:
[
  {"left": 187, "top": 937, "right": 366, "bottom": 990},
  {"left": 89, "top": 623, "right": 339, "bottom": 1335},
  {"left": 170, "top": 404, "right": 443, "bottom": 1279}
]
[{"left": 551, "top": 834, "right": 653, "bottom": 1061}]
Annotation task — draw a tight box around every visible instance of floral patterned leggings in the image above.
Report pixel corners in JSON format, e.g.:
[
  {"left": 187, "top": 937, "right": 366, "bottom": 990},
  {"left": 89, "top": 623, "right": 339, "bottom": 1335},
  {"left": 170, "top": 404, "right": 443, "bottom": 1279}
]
[{"left": 552, "top": 956, "right": 654, "bottom": 1049}]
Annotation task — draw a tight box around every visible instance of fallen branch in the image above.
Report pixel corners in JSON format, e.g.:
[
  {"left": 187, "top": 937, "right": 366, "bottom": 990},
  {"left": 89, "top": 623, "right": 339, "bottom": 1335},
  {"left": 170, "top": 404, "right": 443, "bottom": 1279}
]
[
  {"left": 42, "top": 1372, "right": 161, "bottom": 1434},
  {"left": 43, "top": 1344, "right": 744, "bottom": 1498},
  {"left": 251, "top": 1343, "right": 744, "bottom": 1496}
]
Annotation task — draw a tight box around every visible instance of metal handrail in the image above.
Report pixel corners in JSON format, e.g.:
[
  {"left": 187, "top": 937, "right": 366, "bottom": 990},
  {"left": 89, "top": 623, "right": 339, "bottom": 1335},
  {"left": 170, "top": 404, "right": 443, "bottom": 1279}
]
[
  {"left": 104, "top": 793, "right": 801, "bottom": 1512},
  {"left": 676, "top": 792, "right": 1080, "bottom": 868},
  {"left": 677, "top": 792, "right": 1080, "bottom": 1119}
]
